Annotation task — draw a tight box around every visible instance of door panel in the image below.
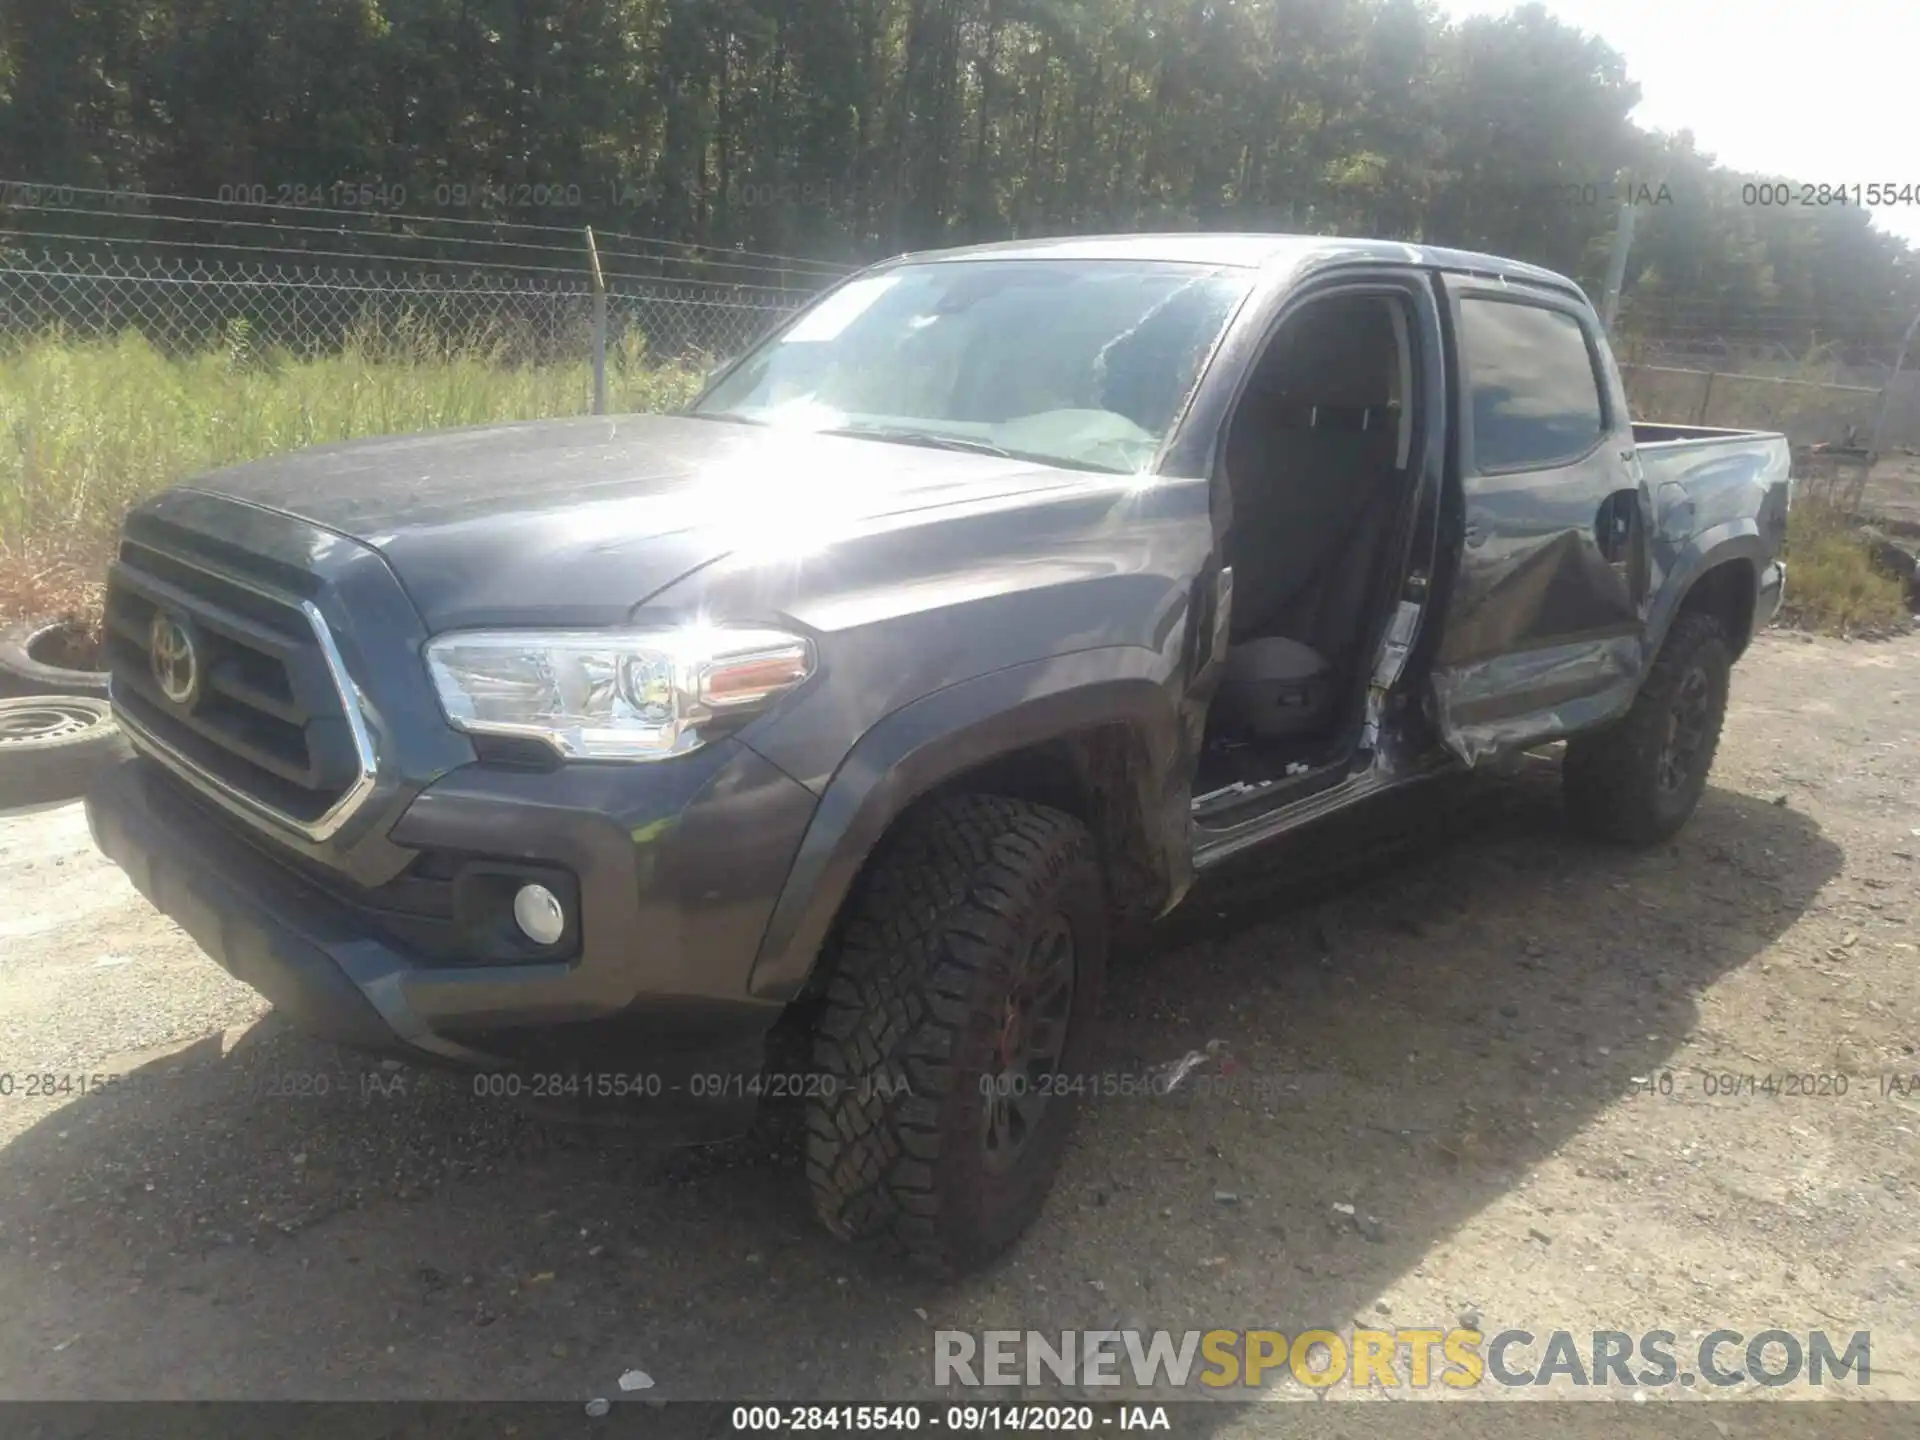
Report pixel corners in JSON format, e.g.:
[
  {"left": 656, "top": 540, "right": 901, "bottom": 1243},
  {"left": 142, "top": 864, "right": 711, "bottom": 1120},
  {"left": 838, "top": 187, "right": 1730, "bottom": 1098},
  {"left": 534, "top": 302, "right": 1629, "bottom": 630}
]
[{"left": 1428, "top": 279, "right": 1650, "bottom": 764}]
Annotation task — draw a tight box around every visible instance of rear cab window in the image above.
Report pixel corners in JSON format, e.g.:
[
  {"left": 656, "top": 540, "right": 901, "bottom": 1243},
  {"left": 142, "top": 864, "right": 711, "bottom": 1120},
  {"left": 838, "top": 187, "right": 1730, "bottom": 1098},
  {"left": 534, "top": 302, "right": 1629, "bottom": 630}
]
[{"left": 1457, "top": 298, "right": 1608, "bottom": 471}]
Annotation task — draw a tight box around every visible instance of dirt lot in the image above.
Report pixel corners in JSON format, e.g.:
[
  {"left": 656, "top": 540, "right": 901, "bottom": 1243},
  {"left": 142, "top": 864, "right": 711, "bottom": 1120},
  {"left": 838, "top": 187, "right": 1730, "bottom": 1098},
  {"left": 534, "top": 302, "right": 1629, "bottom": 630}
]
[{"left": 0, "top": 629, "right": 1916, "bottom": 1419}]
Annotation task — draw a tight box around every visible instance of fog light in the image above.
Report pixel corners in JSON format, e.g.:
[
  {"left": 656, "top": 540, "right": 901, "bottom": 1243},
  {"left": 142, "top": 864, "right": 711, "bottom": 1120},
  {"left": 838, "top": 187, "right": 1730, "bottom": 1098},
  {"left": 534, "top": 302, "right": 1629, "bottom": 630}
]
[{"left": 512, "top": 884, "right": 566, "bottom": 945}]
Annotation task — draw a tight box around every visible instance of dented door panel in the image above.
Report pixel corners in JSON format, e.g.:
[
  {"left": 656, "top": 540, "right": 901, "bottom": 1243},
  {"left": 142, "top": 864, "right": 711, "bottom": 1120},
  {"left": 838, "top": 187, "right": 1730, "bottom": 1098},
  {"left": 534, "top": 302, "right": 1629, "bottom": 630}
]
[
  {"left": 1427, "top": 277, "right": 1649, "bottom": 764},
  {"left": 1428, "top": 633, "right": 1642, "bottom": 762}
]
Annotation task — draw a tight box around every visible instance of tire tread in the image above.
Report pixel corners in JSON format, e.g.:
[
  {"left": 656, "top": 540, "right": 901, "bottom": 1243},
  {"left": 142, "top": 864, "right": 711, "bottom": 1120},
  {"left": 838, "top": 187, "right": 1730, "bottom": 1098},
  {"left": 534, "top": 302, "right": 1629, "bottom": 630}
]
[
  {"left": 804, "top": 792, "right": 1102, "bottom": 1275},
  {"left": 1563, "top": 611, "right": 1732, "bottom": 845}
]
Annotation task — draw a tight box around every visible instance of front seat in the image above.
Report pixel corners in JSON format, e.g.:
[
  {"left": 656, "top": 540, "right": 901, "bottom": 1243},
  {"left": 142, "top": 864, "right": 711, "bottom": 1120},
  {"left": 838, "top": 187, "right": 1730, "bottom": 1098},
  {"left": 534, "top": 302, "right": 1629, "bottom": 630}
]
[
  {"left": 1214, "top": 297, "right": 1403, "bottom": 742},
  {"left": 1208, "top": 635, "right": 1337, "bottom": 742}
]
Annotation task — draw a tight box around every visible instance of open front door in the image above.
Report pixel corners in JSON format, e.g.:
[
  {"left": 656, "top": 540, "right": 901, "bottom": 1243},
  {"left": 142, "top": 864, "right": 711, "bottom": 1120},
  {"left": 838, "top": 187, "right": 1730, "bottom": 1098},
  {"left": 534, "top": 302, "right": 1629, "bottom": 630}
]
[{"left": 1426, "top": 274, "right": 1651, "bottom": 765}]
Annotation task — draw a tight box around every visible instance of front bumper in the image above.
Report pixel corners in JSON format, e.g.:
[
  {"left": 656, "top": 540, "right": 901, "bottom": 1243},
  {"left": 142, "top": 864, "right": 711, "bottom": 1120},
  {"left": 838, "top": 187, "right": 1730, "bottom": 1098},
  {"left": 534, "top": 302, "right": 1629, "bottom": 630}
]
[{"left": 87, "top": 742, "right": 820, "bottom": 1137}]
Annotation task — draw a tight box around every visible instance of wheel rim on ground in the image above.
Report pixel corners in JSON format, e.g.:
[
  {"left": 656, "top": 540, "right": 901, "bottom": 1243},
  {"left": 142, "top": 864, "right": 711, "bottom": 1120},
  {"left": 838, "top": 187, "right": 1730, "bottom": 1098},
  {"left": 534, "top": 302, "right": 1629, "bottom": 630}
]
[
  {"left": 1657, "top": 664, "right": 1712, "bottom": 794},
  {"left": 980, "top": 913, "right": 1076, "bottom": 1174},
  {"left": 0, "top": 700, "right": 104, "bottom": 746}
]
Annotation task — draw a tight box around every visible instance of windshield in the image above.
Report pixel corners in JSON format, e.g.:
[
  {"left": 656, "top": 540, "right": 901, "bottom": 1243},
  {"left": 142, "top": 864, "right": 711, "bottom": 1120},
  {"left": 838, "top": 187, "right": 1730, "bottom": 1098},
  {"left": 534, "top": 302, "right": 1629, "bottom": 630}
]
[{"left": 692, "top": 259, "right": 1252, "bottom": 474}]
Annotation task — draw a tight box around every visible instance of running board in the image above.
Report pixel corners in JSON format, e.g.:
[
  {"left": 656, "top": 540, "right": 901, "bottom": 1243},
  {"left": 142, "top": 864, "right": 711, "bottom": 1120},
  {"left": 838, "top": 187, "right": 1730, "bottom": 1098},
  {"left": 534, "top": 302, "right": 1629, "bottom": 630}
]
[{"left": 1190, "top": 750, "right": 1456, "bottom": 872}]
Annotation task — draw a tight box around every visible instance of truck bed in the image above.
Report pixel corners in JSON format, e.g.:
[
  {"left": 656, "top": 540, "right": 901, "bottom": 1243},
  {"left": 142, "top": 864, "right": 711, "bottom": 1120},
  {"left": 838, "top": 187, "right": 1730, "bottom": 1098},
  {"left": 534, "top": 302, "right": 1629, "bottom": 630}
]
[
  {"left": 1631, "top": 420, "right": 1792, "bottom": 618},
  {"left": 1632, "top": 420, "right": 1783, "bottom": 447}
]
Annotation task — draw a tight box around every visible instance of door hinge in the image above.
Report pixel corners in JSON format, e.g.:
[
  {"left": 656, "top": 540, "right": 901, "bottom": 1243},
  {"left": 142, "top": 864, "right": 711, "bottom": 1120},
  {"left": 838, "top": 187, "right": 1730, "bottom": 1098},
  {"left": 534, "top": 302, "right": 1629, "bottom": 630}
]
[
  {"left": 1190, "top": 565, "right": 1233, "bottom": 681},
  {"left": 1371, "top": 598, "right": 1423, "bottom": 690},
  {"left": 1361, "top": 570, "right": 1428, "bottom": 750}
]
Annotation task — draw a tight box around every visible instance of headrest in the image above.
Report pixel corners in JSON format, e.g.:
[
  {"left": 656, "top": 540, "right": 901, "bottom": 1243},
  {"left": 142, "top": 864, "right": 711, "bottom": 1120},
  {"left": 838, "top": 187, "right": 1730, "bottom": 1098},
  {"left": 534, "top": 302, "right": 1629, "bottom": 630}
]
[
  {"left": 1249, "top": 298, "right": 1399, "bottom": 418},
  {"left": 1265, "top": 398, "right": 1401, "bottom": 433}
]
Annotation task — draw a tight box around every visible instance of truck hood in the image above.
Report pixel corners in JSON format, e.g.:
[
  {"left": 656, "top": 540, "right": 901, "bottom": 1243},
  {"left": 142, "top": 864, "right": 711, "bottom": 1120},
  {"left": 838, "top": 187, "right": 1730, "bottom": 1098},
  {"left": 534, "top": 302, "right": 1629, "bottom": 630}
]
[{"left": 178, "top": 413, "right": 1101, "bottom": 630}]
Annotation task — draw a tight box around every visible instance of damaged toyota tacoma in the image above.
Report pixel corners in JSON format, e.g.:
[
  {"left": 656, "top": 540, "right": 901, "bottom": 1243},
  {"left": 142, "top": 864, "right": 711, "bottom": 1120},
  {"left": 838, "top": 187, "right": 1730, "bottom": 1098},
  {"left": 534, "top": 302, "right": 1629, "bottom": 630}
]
[{"left": 86, "top": 235, "right": 1790, "bottom": 1273}]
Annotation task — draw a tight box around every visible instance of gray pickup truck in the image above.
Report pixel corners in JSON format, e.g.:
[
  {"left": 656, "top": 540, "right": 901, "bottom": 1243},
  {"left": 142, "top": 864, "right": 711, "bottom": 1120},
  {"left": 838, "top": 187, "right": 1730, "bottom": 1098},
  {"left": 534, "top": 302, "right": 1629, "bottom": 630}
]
[{"left": 85, "top": 234, "right": 1790, "bottom": 1274}]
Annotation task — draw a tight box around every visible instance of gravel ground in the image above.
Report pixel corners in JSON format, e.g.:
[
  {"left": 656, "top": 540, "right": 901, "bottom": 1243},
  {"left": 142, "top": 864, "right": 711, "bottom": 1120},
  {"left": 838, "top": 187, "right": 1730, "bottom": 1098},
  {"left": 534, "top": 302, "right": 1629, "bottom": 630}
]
[{"left": 0, "top": 629, "right": 1916, "bottom": 1420}]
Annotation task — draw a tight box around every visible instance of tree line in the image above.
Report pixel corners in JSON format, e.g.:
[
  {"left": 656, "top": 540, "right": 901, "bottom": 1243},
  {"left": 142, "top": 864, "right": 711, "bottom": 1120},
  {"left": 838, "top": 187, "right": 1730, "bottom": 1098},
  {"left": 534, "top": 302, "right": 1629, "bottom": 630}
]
[{"left": 3, "top": 0, "right": 1917, "bottom": 355}]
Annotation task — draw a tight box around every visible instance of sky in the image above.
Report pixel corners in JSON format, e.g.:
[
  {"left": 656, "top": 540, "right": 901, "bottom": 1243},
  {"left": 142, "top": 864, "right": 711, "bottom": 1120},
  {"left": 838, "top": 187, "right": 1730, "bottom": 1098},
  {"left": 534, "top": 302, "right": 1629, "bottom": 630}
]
[{"left": 1439, "top": 0, "right": 1920, "bottom": 248}]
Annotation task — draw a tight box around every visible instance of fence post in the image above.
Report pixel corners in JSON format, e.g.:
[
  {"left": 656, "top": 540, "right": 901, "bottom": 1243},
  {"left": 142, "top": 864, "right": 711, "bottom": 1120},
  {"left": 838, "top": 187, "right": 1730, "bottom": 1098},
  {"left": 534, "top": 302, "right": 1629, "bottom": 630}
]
[
  {"left": 1868, "top": 307, "right": 1920, "bottom": 462},
  {"left": 1599, "top": 193, "right": 1636, "bottom": 336},
  {"left": 1695, "top": 370, "right": 1718, "bottom": 427},
  {"left": 585, "top": 226, "right": 608, "bottom": 416}
]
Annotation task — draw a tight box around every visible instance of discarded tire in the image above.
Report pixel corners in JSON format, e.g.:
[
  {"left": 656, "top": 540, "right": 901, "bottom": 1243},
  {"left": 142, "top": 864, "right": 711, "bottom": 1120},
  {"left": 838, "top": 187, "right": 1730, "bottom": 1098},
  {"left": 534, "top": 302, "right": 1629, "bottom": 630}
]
[
  {"left": 0, "top": 616, "right": 109, "bottom": 700},
  {"left": 1855, "top": 525, "right": 1919, "bottom": 605},
  {"left": 0, "top": 696, "right": 132, "bottom": 809}
]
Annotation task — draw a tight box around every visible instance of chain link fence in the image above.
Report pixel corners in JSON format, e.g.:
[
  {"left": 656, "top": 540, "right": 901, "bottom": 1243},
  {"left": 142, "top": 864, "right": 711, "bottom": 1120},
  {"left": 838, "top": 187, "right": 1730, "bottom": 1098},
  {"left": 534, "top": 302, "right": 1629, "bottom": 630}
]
[
  {"left": 7, "top": 247, "right": 1912, "bottom": 449},
  {"left": 1618, "top": 363, "right": 1887, "bottom": 448},
  {"left": 1612, "top": 319, "right": 1920, "bottom": 452},
  {"left": 0, "top": 250, "right": 818, "bottom": 365}
]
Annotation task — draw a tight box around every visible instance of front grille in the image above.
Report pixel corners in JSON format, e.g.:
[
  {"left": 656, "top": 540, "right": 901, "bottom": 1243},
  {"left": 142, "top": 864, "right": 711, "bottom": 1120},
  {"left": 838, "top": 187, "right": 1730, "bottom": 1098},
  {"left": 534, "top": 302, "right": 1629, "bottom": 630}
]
[{"left": 104, "top": 538, "right": 374, "bottom": 837}]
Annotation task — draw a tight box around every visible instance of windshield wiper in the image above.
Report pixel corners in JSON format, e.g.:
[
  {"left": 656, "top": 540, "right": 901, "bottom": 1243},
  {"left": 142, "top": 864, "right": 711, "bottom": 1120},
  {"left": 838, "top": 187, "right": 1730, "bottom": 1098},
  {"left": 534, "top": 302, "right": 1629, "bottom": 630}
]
[
  {"left": 684, "top": 410, "right": 770, "bottom": 427},
  {"left": 819, "top": 425, "right": 1015, "bottom": 459}
]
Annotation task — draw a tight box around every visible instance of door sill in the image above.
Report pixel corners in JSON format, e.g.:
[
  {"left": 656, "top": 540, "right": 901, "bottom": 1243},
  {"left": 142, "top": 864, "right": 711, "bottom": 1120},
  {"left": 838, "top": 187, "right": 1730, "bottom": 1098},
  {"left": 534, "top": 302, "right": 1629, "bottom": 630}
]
[
  {"left": 1189, "top": 748, "right": 1455, "bottom": 872},
  {"left": 1191, "top": 752, "right": 1356, "bottom": 822}
]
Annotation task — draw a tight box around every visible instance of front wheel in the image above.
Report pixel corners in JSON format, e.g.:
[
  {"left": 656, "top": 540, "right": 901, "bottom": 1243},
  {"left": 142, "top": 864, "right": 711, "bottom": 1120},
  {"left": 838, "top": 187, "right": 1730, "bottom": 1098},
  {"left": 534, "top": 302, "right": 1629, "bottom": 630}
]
[
  {"left": 804, "top": 793, "right": 1107, "bottom": 1276},
  {"left": 1562, "top": 611, "right": 1732, "bottom": 845}
]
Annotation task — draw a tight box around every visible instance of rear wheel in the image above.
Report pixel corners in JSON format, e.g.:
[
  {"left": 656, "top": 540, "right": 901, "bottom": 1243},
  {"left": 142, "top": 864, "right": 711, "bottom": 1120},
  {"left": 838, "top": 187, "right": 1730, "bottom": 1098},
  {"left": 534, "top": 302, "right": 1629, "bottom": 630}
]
[
  {"left": 804, "top": 793, "right": 1107, "bottom": 1276},
  {"left": 1563, "top": 611, "right": 1732, "bottom": 845}
]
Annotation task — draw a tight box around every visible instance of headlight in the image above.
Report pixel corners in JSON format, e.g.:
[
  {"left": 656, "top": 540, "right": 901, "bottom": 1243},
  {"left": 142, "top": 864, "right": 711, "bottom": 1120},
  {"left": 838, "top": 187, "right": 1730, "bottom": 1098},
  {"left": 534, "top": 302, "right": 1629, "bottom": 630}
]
[{"left": 425, "top": 626, "right": 815, "bottom": 761}]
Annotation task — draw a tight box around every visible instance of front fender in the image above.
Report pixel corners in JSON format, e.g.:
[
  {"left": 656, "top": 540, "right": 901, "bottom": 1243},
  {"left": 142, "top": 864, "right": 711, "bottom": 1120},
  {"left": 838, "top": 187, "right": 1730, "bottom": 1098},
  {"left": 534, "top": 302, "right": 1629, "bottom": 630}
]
[{"left": 744, "top": 646, "right": 1193, "bottom": 1001}]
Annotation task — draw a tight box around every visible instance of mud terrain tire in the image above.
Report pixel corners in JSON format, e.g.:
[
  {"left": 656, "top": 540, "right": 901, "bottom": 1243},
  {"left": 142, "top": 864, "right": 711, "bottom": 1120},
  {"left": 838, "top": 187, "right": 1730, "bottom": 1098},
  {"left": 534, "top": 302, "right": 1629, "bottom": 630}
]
[
  {"left": 805, "top": 793, "right": 1107, "bottom": 1276},
  {"left": 1563, "top": 611, "right": 1732, "bottom": 845}
]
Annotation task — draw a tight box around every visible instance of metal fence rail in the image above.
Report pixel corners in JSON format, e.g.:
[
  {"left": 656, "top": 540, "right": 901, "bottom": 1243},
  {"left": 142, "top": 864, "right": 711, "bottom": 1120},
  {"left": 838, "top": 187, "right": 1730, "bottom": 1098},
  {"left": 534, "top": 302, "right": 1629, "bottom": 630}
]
[
  {"left": 0, "top": 251, "right": 813, "bottom": 364},
  {"left": 9, "top": 247, "right": 1913, "bottom": 449},
  {"left": 1618, "top": 362, "right": 1887, "bottom": 447}
]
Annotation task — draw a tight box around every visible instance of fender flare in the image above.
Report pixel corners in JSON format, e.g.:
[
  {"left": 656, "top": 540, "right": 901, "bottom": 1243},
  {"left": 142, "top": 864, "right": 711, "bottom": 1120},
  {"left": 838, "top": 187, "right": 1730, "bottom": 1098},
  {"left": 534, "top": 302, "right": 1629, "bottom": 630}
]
[
  {"left": 1646, "top": 521, "right": 1767, "bottom": 657},
  {"left": 745, "top": 646, "right": 1191, "bottom": 1001}
]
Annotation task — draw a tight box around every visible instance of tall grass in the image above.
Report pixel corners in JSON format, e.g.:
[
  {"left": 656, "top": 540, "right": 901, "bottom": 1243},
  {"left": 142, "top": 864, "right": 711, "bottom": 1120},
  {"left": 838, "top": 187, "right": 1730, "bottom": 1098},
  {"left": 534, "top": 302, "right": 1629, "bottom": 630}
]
[
  {"left": 2, "top": 327, "right": 1910, "bottom": 640},
  {"left": 0, "top": 325, "right": 706, "bottom": 548},
  {"left": 1780, "top": 496, "right": 1910, "bottom": 634}
]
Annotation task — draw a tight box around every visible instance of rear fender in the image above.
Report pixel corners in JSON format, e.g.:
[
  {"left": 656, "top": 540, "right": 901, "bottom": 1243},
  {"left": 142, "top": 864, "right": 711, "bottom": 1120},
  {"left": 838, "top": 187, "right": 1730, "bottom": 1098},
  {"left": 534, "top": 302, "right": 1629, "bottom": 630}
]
[{"left": 1647, "top": 523, "right": 1768, "bottom": 657}]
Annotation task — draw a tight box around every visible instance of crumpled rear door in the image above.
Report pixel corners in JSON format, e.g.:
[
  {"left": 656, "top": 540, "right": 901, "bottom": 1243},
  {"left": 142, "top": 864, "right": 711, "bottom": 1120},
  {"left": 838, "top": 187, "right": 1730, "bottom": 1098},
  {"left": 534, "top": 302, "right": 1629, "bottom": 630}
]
[{"left": 1426, "top": 274, "right": 1651, "bottom": 764}]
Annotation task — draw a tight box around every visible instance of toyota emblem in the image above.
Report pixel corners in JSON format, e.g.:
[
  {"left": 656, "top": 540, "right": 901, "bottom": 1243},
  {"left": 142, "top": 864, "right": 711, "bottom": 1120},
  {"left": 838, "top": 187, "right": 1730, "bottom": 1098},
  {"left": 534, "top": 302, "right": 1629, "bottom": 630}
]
[{"left": 149, "top": 611, "right": 200, "bottom": 707}]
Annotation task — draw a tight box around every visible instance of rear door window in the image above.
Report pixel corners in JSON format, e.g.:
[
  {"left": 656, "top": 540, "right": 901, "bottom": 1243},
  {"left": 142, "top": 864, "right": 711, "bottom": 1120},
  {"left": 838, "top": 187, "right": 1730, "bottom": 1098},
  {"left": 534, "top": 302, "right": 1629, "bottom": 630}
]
[{"left": 1458, "top": 299, "right": 1607, "bottom": 471}]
